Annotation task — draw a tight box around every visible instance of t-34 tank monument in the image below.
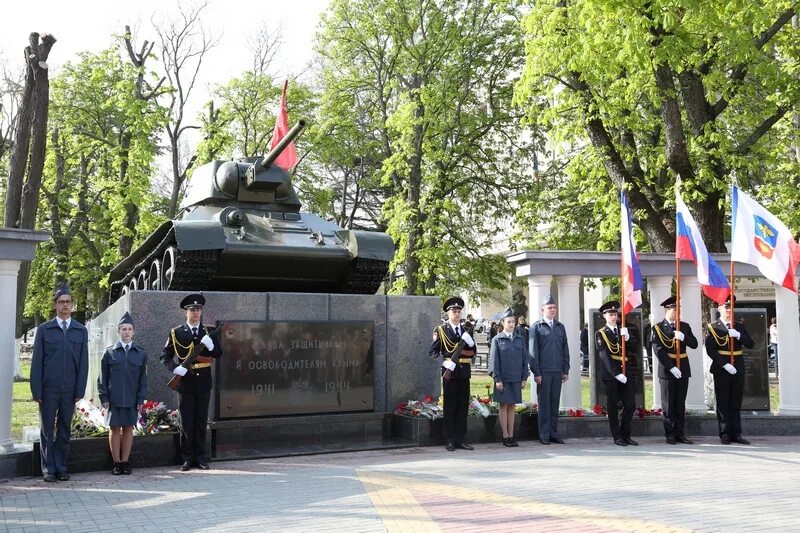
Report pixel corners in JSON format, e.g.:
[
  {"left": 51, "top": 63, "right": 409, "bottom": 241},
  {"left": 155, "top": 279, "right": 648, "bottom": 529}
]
[
  {"left": 88, "top": 120, "right": 440, "bottom": 464},
  {"left": 107, "top": 120, "right": 395, "bottom": 303}
]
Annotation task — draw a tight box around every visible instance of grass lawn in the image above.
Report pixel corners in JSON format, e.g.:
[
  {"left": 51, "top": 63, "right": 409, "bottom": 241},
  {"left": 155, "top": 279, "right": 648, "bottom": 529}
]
[{"left": 12, "top": 360, "right": 39, "bottom": 441}]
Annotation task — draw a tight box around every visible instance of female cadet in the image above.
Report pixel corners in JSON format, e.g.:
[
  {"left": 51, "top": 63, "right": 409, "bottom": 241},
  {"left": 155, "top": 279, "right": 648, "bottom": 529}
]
[
  {"left": 490, "top": 307, "right": 529, "bottom": 447},
  {"left": 98, "top": 312, "right": 148, "bottom": 475}
]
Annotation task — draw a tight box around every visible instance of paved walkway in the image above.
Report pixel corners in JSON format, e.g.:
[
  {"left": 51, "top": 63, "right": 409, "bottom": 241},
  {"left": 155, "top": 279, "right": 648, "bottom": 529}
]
[{"left": 1, "top": 436, "right": 799, "bottom": 532}]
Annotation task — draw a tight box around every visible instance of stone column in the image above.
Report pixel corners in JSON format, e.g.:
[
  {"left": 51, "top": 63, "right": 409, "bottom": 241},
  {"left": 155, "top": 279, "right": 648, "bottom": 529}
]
[
  {"left": 0, "top": 260, "right": 21, "bottom": 452},
  {"left": 679, "top": 276, "right": 706, "bottom": 411},
  {"left": 527, "top": 275, "right": 552, "bottom": 405},
  {"left": 557, "top": 275, "right": 582, "bottom": 408},
  {"left": 647, "top": 276, "right": 673, "bottom": 410},
  {"left": 777, "top": 282, "right": 800, "bottom": 414}
]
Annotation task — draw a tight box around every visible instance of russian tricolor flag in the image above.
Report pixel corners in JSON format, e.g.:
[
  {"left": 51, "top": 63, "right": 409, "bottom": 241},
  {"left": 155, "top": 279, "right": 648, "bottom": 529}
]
[
  {"left": 675, "top": 192, "right": 731, "bottom": 303},
  {"left": 621, "top": 192, "right": 643, "bottom": 314}
]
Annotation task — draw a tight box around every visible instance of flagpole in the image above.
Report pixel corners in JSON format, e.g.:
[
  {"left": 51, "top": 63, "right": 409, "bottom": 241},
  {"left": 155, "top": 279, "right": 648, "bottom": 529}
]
[
  {"left": 675, "top": 257, "right": 682, "bottom": 370},
  {"left": 620, "top": 193, "right": 627, "bottom": 377},
  {"left": 728, "top": 259, "right": 736, "bottom": 365}
]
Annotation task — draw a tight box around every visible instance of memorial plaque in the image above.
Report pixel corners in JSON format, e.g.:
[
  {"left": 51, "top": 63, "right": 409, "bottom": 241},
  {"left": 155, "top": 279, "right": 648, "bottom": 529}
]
[
  {"left": 589, "top": 310, "right": 645, "bottom": 409},
  {"left": 710, "top": 307, "right": 769, "bottom": 410},
  {"left": 215, "top": 321, "right": 374, "bottom": 418}
]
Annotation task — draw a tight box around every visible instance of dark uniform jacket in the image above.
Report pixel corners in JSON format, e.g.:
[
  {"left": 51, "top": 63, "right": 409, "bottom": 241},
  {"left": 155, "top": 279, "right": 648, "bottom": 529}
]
[
  {"left": 98, "top": 341, "right": 148, "bottom": 408},
  {"left": 429, "top": 322, "right": 475, "bottom": 380},
  {"left": 529, "top": 320, "right": 570, "bottom": 376},
  {"left": 595, "top": 325, "right": 640, "bottom": 381},
  {"left": 651, "top": 320, "right": 698, "bottom": 379},
  {"left": 30, "top": 318, "right": 89, "bottom": 401},
  {"left": 490, "top": 332, "right": 529, "bottom": 383},
  {"left": 160, "top": 323, "right": 223, "bottom": 394},
  {"left": 705, "top": 319, "right": 754, "bottom": 373}
]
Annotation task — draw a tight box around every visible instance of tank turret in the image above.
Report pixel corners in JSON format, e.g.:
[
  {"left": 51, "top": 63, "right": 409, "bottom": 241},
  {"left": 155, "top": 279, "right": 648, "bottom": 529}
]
[{"left": 108, "top": 120, "right": 394, "bottom": 302}]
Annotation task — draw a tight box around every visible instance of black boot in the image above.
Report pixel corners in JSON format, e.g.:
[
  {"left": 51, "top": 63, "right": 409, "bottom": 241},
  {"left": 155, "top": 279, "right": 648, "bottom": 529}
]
[
  {"left": 111, "top": 462, "right": 123, "bottom": 475},
  {"left": 122, "top": 461, "right": 132, "bottom": 475}
]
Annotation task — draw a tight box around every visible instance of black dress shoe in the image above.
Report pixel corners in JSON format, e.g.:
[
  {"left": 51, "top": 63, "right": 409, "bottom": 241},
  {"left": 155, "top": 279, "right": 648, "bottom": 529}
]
[
  {"left": 196, "top": 460, "right": 210, "bottom": 470},
  {"left": 43, "top": 474, "right": 57, "bottom": 483},
  {"left": 455, "top": 443, "right": 474, "bottom": 450},
  {"left": 510, "top": 438, "right": 519, "bottom": 447},
  {"left": 180, "top": 461, "right": 192, "bottom": 471},
  {"left": 539, "top": 439, "right": 550, "bottom": 445},
  {"left": 122, "top": 462, "right": 132, "bottom": 475},
  {"left": 613, "top": 438, "right": 628, "bottom": 446},
  {"left": 112, "top": 463, "right": 123, "bottom": 475},
  {"left": 732, "top": 436, "right": 750, "bottom": 445},
  {"left": 666, "top": 437, "right": 677, "bottom": 445},
  {"left": 624, "top": 438, "right": 639, "bottom": 446},
  {"left": 550, "top": 437, "right": 565, "bottom": 444},
  {"left": 56, "top": 472, "right": 70, "bottom": 481},
  {"left": 502, "top": 438, "right": 514, "bottom": 447},
  {"left": 676, "top": 436, "right": 694, "bottom": 444},
  {"left": 720, "top": 435, "right": 732, "bottom": 444},
  {"left": 446, "top": 442, "right": 455, "bottom": 451}
]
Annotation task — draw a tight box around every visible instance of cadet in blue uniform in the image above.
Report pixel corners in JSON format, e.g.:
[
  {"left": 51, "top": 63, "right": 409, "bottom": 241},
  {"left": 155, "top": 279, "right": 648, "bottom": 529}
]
[
  {"left": 30, "top": 283, "right": 89, "bottom": 482},
  {"left": 705, "top": 296, "right": 754, "bottom": 445},
  {"left": 429, "top": 297, "right": 477, "bottom": 451},
  {"left": 651, "top": 296, "right": 697, "bottom": 445},
  {"left": 491, "top": 307, "right": 529, "bottom": 447},
  {"left": 161, "top": 294, "right": 223, "bottom": 470},
  {"left": 596, "top": 301, "right": 639, "bottom": 447},
  {"left": 98, "top": 312, "right": 147, "bottom": 475},
  {"left": 529, "top": 295, "right": 570, "bottom": 445}
]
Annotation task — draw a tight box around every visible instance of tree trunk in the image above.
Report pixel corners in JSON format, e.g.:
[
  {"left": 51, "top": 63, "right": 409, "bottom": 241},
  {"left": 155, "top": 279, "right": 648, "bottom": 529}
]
[
  {"left": 402, "top": 82, "right": 425, "bottom": 295},
  {"left": 116, "top": 132, "right": 139, "bottom": 259}
]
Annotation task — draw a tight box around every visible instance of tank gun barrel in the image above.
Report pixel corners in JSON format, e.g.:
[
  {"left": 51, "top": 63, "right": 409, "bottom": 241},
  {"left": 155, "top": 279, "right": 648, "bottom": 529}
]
[{"left": 260, "top": 120, "right": 307, "bottom": 169}]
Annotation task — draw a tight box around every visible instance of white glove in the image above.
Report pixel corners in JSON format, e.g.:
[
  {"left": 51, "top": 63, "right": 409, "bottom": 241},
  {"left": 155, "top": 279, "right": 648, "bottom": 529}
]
[
  {"left": 674, "top": 330, "right": 685, "bottom": 341},
  {"left": 727, "top": 329, "right": 741, "bottom": 339},
  {"left": 442, "top": 360, "right": 456, "bottom": 371},
  {"left": 460, "top": 331, "right": 475, "bottom": 347},
  {"left": 669, "top": 367, "right": 682, "bottom": 379},
  {"left": 173, "top": 366, "right": 188, "bottom": 376},
  {"left": 615, "top": 373, "right": 628, "bottom": 384},
  {"left": 723, "top": 363, "right": 737, "bottom": 375},
  {"left": 200, "top": 335, "right": 214, "bottom": 350},
  {"left": 619, "top": 327, "right": 629, "bottom": 340}
]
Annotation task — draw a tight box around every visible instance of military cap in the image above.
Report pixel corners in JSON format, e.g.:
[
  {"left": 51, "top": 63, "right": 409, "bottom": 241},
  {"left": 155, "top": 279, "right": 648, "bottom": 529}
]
[
  {"left": 54, "top": 282, "right": 71, "bottom": 301},
  {"left": 442, "top": 297, "right": 465, "bottom": 312},
  {"left": 719, "top": 295, "right": 736, "bottom": 308},
  {"left": 599, "top": 300, "right": 621, "bottom": 314},
  {"left": 542, "top": 294, "right": 556, "bottom": 306},
  {"left": 118, "top": 312, "right": 134, "bottom": 327},
  {"left": 500, "top": 307, "right": 515, "bottom": 319},
  {"left": 180, "top": 293, "right": 205, "bottom": 310},
  {"left": 660, "top": 296, "right": 677, "bottom": 308}
]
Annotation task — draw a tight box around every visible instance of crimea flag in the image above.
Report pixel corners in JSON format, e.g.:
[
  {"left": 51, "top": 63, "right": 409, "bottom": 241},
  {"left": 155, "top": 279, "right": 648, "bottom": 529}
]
[{"left": 731, "top": 186, "right": 800, "bottom": 293}]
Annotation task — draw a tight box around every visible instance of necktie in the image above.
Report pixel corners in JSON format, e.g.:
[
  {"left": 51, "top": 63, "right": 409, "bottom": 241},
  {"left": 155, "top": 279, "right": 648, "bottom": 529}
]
[
  {"left": 61, "top": 320, "right": 67, "bottom": 334},
  {"left": 124, "top": 344, "right": 129, "bottom": 354},
  {"left": 192, "top": 327, "right": 198, "bottom": 336},
  {"left": 455, "top": 326, "right": 460, "bottom": 337}
]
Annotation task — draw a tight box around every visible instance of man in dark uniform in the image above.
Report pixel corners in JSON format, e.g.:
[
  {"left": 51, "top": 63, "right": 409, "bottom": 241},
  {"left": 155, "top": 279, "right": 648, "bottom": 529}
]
[
  {"left": 529, "top": 295, "right": 570, "bottom": 445},
  {"left": 705, "top": 296, "right": 754, "bottom": 445},
  {"left": 161, "top": 294, "right": 223, "bottom": 470},
  {"left": 30, "top": 283, "right": 89, "bottom": 482},
  {"left": 429, "top": 297, "right": 477, "bottom": 451},
  {"left": 651, "top": 296, "right": 698, "bottom": 445},
  {"left": 596, "top": 300, "right": 639, "bottom": 446}
]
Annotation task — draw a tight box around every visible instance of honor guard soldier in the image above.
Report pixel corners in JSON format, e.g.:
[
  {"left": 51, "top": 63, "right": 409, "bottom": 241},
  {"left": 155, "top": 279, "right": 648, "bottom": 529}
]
[
  {"left": 596, "top": 301, "right": 639, "bottom": 446},
  {"left": 429, "top": 297, "right": 477, "bottom": 451},
  {"left": 651, "top": 296, "right": 698, "bottom": 444},
  {"left": 161, "top": 294, "right": 223, "bottom": 470},
  {"left": 705, "top": 296, "right": 754, "bottom": 445}
]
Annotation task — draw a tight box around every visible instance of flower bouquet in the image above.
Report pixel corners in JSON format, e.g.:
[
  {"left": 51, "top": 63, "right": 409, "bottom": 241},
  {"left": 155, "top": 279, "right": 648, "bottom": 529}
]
[
  {"left": 468, "top": 396, "right": 499, "bottom": 417},
  {"left": 515, "top": 401, "right": 538, "bottom": 414},
  {"left": 71, "top": 399, "right": 109, "bottom": 438},
  {"left": 395, "top": 395, "right": 443, "bottom": 419},
  {"left": 592, "top": 403, "right": 608, "bottom": 416},
  {"left": 634, "top": 406, "right": 663, "bottom": 418},
  {"left": 137, "top": 400, "right": 181, "bottom": 434}
]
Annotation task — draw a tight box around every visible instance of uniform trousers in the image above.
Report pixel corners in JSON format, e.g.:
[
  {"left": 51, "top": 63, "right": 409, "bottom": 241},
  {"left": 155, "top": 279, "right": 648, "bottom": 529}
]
[
  {"left": 179, "top": 390, "right": 210, "bottom": 462},
  {"left": 39, "top": 391, "right": 75, "bottom": 476},
  {"left": 713, "top": 369, "right": 744, "bottom": 439},
  {"left": 659, "top": 377, "right": 688, "bottom": 439},
  {"left": 604, "top": 379, "right": 635, "bottom": 440},
  {"left": 443, "top": 377, "right": 470, "bottom": 444},
  {"left": 537, "top": 372, "right": 563, "bottom": 442}
]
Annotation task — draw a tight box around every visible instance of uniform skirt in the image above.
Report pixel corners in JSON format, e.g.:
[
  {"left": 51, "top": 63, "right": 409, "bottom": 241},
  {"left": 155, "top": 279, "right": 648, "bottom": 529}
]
[
  {"left": 493, "top": 381, "right": 522, "bottom": 404},
  {"left": 109, "top": 406, "right": 138, "bottom": 427}
]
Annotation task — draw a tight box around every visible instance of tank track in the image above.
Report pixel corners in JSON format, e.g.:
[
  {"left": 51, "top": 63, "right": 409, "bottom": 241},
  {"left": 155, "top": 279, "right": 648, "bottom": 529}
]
[{"left": 341, "top": 258, "right": 389, "bottom": 294}]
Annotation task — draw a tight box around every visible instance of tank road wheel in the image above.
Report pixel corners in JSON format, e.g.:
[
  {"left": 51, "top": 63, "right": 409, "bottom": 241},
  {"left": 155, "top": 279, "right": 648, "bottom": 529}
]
[
  {"left": 148, "top": 259, "right": 163, "bottom": 291},
  {"left": 128, "top": 277, "right": 138, "bottom": 292},
  {"left": 137, "top": 269, "right": 148, "bottom": 291},
  {"left": 162, "top": 246, "right": 178, "bottom": 290}
]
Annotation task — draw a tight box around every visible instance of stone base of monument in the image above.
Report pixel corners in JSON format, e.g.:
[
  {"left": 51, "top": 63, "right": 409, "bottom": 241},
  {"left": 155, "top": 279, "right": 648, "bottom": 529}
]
[
  {"left": 392, "top": 414, "right": 541, "bottom": 445},
  {"left": 210, "top": 412, "right": 414, "bottom": 460}
]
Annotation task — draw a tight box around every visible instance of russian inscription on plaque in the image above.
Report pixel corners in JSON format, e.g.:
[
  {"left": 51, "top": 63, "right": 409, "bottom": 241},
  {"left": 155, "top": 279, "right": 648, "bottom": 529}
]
[{"left": 216, "top": 321, "right": 374, "bottom": 418}]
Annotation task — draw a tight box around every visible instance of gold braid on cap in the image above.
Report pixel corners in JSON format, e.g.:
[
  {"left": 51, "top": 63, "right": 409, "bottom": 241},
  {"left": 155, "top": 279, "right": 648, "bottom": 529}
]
[{"left": 653, "top": 324, "right": 675, "bottom": 349}]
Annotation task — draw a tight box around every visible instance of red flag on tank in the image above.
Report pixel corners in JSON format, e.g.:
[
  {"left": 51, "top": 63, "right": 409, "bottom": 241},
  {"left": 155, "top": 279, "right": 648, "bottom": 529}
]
[{"left": 268, "top": 80, "right": 298, "bottom": 171}]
